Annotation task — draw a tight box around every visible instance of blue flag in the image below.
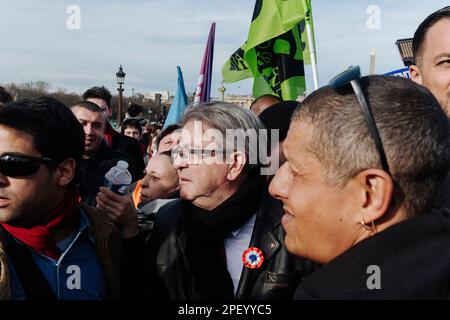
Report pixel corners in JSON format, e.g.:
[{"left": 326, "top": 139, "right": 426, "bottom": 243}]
[{"left": 164, "top": 66, "right": 188, "bottom": 128}]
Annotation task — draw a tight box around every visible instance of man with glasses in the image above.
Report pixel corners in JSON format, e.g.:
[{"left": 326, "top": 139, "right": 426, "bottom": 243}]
[
  {"left": 269, "top": 72, "right": 450, "bottom": 298},
  {"left": 146, "top": 102, "right": 314, "bottom": 300},
  {"left": 409, "top": 6, "right": 450, "bottom": 207},
  {"left": 0, "top": 97, "right": 126, "bottom": 300}
]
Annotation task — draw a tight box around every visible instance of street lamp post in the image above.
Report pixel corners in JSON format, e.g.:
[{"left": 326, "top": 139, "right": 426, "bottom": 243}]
[{"left": 116, "top": 65, "right": 126, "bottom": 126}]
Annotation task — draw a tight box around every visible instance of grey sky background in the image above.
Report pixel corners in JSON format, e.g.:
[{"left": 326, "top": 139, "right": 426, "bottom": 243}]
[{"left": 0, "top": 0, "right": 448, "bottom": 97}]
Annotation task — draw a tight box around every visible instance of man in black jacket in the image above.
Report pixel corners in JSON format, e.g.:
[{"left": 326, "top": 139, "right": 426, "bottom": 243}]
[
  {"left": 269, "top": 74, "right": 450, "bottom": 299},
  {"left": 146, "top": 102, "right": 314, "bottom": 300},
  {"left": 70, "top": 101, "right": 142, "bottom": 205},
  {"left": 82, "top": 86, "right": 145, "bottom": 175}
]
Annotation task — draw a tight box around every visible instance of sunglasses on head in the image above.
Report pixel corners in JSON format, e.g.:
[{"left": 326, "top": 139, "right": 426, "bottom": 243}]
[
  {"left": 329, "top": 66, "right": 391, "bottom": 176},
  {"left": 0, "top": 154, "right": 57, "bottom": 177}
]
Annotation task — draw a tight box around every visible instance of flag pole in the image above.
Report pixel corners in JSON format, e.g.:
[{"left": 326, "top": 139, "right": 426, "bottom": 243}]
[{"left": 305, "top": 20, "right": 319, "bottom": 90}]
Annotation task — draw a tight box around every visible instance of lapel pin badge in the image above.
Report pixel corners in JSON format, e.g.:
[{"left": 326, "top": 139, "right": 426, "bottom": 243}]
[{"left": 242, "top": 247, "right": 264, "bottom": 269}]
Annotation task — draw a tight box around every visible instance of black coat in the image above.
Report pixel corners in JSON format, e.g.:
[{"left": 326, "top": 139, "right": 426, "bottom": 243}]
[
  {"left": 294, "top": 207, "right": 450, "bottom": 300},
  {"left": 107, "top": 122, "right": 145, "bottom": 173},
  {"left": 78, "top": 141, "right": 143, "bottom": 205},
  {"left": 436, "top": 172, "right": 450, "bottom": 209},
  {"left": 146, "top": 191, "right": 315, "bottom": 300}
]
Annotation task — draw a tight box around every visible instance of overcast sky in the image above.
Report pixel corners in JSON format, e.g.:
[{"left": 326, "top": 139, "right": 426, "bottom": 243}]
[{"left": 0, "top": 0, "right": 448, "bottom": 97}]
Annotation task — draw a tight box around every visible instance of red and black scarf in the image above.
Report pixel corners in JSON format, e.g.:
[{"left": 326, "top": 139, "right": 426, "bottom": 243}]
[{"left": 1, "top": 188, "right": 80, "bottom": 260}]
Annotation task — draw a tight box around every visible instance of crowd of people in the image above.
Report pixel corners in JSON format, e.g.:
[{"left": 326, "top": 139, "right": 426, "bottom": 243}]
[{"left": 0, "top": 6, "right": 449, "bottom": 300}]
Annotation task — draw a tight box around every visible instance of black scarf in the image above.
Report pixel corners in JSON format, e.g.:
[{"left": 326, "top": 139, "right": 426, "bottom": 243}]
[{"left": 182, "top": 169, "right": 265, "bottom": 299}]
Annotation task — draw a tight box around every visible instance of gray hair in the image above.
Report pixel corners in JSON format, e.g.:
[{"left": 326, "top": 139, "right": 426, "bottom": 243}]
[
  {"left": 293, "top": 75, "right": 450, "bottom": 218},
  {"left": 182, "top": 102, "right": 268, "bottom": 167}
]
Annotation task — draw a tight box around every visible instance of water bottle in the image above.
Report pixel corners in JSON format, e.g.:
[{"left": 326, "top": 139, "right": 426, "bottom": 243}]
[{"left": 104, "top": 160, "right": 132, "bottom": 195}]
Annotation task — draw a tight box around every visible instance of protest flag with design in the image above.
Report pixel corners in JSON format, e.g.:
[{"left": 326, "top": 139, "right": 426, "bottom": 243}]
[{"left": 221, "top": 0, "right": 316, "bottom": 100}]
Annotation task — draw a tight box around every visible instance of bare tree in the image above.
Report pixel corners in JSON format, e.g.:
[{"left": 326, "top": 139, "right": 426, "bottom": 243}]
[
  {"left": 4, "top": 81, "right": 83, "bottom": 107},
  {"left": 5, "top": 81, "right": 51, "bottom": 100},
  {"left": 48, "top": 88, "right": 81, "bottom": 106}
]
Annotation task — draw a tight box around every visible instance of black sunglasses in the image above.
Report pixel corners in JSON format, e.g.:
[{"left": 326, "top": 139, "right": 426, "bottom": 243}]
[
  {"left": 0, "top": 154, "right": 57, "bottom": 177},
  {"left": 329, "top": 66, "right": 391, "bottom": 176}
]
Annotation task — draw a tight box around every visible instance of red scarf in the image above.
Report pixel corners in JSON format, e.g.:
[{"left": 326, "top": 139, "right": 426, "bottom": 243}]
[
  {"left": 1, "top": 188, "right": 80, "bottom": 260},
  {"left": 103, "top": 122, "right": 115, "bottom": 147}
]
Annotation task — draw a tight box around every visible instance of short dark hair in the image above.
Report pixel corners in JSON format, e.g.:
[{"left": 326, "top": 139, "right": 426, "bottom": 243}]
[
  {"left": 127, "top": 103, "right": 144, "bottom": 117},
  {"left": 412, "top": 6, "right": 450, "bottom": 64},
  {"left": 156, "top": 123, "right": 181, "bottom": 148},
  {"left": 121, "top": 118, "right": 142, "bottom": 135},
  {"left": 70, "top": 100, "right": 103, "bottom": 113},
  {"left": 0, "top": 97, "right": 85, "bottom": 180},
  {"left": 258, "top": 100, "right": 299, "bottom": 142},
  {"left": 0, "top": 86, "right": 13, "bottom": 107},
  {"left": 293, "top": 75, "right": 450, "bottom": 218},
  {"left": 82, "top": 86, "right": 112, "bottom": 108}
]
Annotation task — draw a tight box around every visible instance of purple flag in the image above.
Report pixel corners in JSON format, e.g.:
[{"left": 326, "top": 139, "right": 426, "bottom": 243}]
[{"left": 194, "top": 22, "right": 215, "bottom": 106}]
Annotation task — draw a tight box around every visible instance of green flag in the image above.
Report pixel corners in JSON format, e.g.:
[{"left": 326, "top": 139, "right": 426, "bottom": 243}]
[
  {"left": 246, "top": 0, "right": 305, "bottom": 49},
  {"left": 220, "top": 45, "right": 252, "bottom": 83},
  {"left": 221, "top": 0, "right": 316, "bottom": 100}
]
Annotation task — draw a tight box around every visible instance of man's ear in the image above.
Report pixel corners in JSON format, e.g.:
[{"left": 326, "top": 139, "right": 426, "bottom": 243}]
[
  {"left": 54, "top": 158, "right": 77, "bottom": 187},
  {"left": 409, "top": 64, "right": 423, "bottom": 85},
  {"left": 227, "top": 151, "right": 247, "bottom": 182},
  {"left": 355, "top": 169, "right": 394, "bottom": 226}
]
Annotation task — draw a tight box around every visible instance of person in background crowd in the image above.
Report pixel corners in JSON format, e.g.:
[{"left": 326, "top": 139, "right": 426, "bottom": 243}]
[
  {"left": 82, "top": 86, "right": 145, "bottom": 175},
  {"left": 0, "top": 86, "right": 13, "bottom": 108},
  {"left": 269, "top": 75, "right": 450, "bottom": 299},
  {"left": 409, "top": 6, "right": 450, "bottom": 208},
  {"left": 124, "top": 103, "right": 148, "bottom": 128},
  {"left": 154, "top": 124, "right": 182, "bottom": 153},
  {"left": 410, "top": 6, "right": 450, "bottom": 116},
  {"left": 121, "top": 118, "right": 143, "bottom": 141},
  {"left": 249, "top": 94, "right": 280, "bottom": 116},
  {"left": 143, "top": 124, "right": 163, "bottom": 157},
  {"left": 96, "top": 152, "right": 179, "bottom": 238},
  {"left": 131, "top": 124, "right": 182, "bottom": 208},
  {"left": 95, "top": 123, "right": 182, "bottom": 241},
  {"left": 121, "top": 118, "right": 148, "bottom": 163},
  {"left": 137, "top": 153, "right": 179, "bottom": 209},
  {"left": 141, "top": 124, "right": 155, "bottom": 151},
  {"left": 150, "top": 125, "right": 162, "bottom": 154},
  {"left": 258, "top": 101, "right": 299, "bottom": 173},
  {"left": 70, "top": 101, "right": 141, "bottom": 205}
]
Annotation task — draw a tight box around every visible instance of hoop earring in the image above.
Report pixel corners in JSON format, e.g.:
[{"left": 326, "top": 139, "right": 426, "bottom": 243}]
[{"left": 359, "top": 218, "right": 377, "bottom": 233}]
